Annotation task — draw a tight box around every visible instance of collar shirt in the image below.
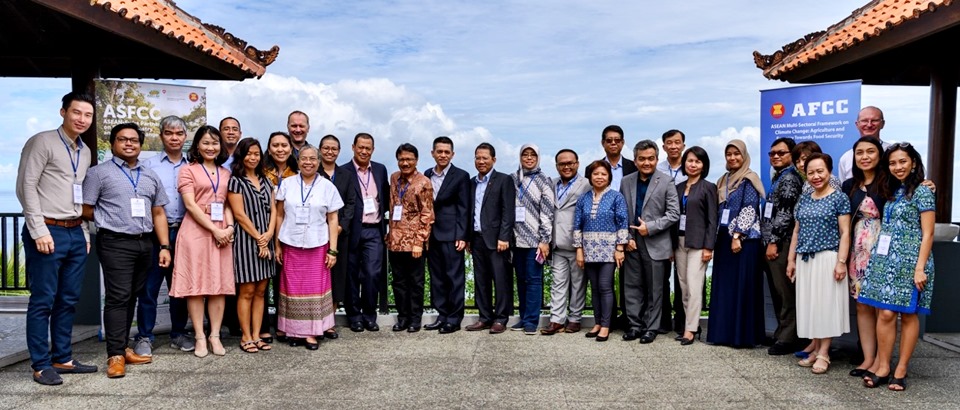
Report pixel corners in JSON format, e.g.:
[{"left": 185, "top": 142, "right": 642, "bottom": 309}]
[
  {"left": 604, "top": 157, "right": 625, "bottom": 192},
  {"left": 657, "top": 160, "right": 687, "bottom": 183},
  {"left": 635, "top": 175, "right": 651, "bottom": 219},
  {"left": 387, "top": 171, "right": 435, "bottom": 251},
  {"left": 143, "top": 152, "right": 188, "bottom": 222},
  {"left": 276, "top": 174, "right": 344, "bottom": 248},
  {"left": 354, "top": 159, "right": 381, "bottom": 224},
  {"left": 83, "top": 158, "right": 169, "bottom": 235},
  {"left": 429, "top": 164, "right": 449, "bottom": 200},
  {"left": 473, "top": 170, "right": 492, "bottom": 231}
]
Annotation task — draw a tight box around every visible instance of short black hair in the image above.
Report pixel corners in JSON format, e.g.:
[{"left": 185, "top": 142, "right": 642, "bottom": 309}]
[
  {"left": 662, "top": 129, "right": 685, "bottom": 143},
  {"left": 680, "top": 146, "right": 710, "bottom": 178},
  {"left": 475, "top": 142, "right": 496, "bottom": 158},
  {"left": 770, "top": 137, "right": 796, "bottom": 152},
  {"left": 320, "top": 134, "right": 340, "bottom": 148},
  {"left": 396, "top": 143, "right": 419, "bottom": 159},
  {"left": 61, "top": 91, "right": 95, "bottom": 111},
  {"left": 804, "top": 152, "right": 833, "bottom": 174},
  {"left": 187, "top": 125, "right": 229, "bottom": 166},
  {"left": 633, "top": 139, "right": 659, "bottom": 158},
  {"left": 555, "top": 148, "right": 578, "bottom": 162},
  {"left": 353, "top": 132, "right": 374, "bottom": 146},
  {"left": 585, "top": 160, "right": 613, "bottom": 188},
  {"left": 219, "top": 117, "right": 241, "bottom": 130},
  {"left": 109, "top": 122, "right": 145, "bottom": 145},
  {"left": 601, "top": 125, "right": 624, "bottom": 140},
  {"left": 433, "top": 136, "right": 454, "bottom": 151}
]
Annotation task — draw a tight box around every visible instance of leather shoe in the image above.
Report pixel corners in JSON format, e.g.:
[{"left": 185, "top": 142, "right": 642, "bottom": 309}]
[
  {"left": 364, "top": 321, "right": 380, "bottom": 332},
  {"left": 540, "top": 322, "right": 565, "bottom": 336},
  {"left": 124, "top": 348, "right": 152, "bottom": 365},
  {"left": 350, "top": 322, "right": 365, "bottom": 332},
  {"left": 288, "top": 338, "right": 304, "bottom": 347},
  {"left": 304, "top": 338, "right": 320, "bottom": 350},
  {"left": 465, "top": 321, "right": 491, "bottom": 331},
  {"left": 489, "top": 322, "right": 506, "bottom": 334},
  {"left": 768, "top": 341, "right": 794, "bottom": 356},
  {"left": 392, "top": 319, "right": 410, "bottom": 332},
  {"left": 407, "top": 323, "right": 421, "bottom": 333},
  {"left": 324, "top": 328, "right": 340, "bottom": 340},
  {"left": 423, "top": 321, "right": 444, "bottom": 331},
  {"left": 32, "top": 368, "right": 63, "bottom": 385},
  {"left": 439, "top": 323, "right": 460, "bottom": 334},
  {"left": 53, "top": 360, "right": 98, "bottom": 374},
  {"left": 564, "top": 322, "right": 581, "bottom": 333},
  {"left": 107, "top": 356, "right": 125, "bottom": 378},
  {"left": 638, "top": 330, "right": 657, "bottom": 344},
  {"left": 622, "top": 329, "right": 640, "bottom": 341}
]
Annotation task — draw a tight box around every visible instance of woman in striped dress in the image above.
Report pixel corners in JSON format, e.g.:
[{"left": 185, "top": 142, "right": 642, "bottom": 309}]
[
  {"left": 227, "top": 138, "right": 277, "bottom": 353},
  {"left": 261, "top": 132, "right": 298, "bottom": 343}
]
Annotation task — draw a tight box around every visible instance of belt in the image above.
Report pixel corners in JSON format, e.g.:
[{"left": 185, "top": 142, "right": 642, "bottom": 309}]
[
  {"left": 168, "top": 222, "right": 181, "bottom": 229},
  {"left": 99, "top": 228, "right": 151, "bottom": 240},
  {"left": 362, "top": 223, "right": 381, "bottom": 228},
  {"left": 44, "top": 218, "right": 83, "bottom": 228}
]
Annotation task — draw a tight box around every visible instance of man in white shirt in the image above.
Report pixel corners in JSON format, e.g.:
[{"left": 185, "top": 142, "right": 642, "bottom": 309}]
[{"left": 838, "top": 106, "right": 889, "bottom": 181}]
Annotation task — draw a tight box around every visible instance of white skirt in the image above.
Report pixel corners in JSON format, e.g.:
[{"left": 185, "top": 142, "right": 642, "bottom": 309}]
[{"left": 796, "top": 250, "right": 850, "bottom": 339}]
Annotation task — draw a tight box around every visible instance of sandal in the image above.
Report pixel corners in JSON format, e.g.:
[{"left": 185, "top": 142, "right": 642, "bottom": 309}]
[
  {"left": 888, "top": 376, "right": 907, "bottom": 391},
  {"left": 240, "top": 340, "right": 259, "bottom": 353},
  {"left": 811, "top": 355, "right": 830, "bottom": 374},
  {"left": 254, "top": 339, "right": 272, "bottom": 351},
  {"left": 863, "top": 371, "right": 890, "bottom": 388},
  {"left": 797, "top": 355, "right": 817, "bottom": 367}
]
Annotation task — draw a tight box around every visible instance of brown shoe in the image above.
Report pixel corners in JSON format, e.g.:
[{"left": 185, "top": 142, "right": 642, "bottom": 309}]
[
  {"left": 540, "top": 322, "right": 565, "bottom": 335},
  {"left": 465, "top": 321, "right": 491, "bottom": 331},
  {"left": 489, "top": 322, "right": 506, "bottom": 334},
  {"left": 564, "top": 322, "right": 581, "bottom": 333},
  {"left": 107, "top": 356, "right": 125, "bottom": 378},
  {"left": 124, "top": 348, "right": 153, "bottom": 365}
]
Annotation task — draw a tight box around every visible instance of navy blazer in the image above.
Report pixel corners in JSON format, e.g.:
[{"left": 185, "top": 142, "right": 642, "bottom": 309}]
[
  {"left": 338, "top": 160, "right": 390, "bottom": 248},
  {"left": 671, "top": 178, "right": 719, "bottom": 251},
  {"left": 425, "top": 164, "right": 470, "bottom": 242},
  {"left": 321, "top": 167, "right": 357, "bottom": 235},
  {"left": 469, "top": 170, "right": 516, "bottom": 249}
]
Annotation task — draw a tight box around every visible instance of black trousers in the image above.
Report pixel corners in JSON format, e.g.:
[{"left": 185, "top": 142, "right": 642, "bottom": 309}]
[
  {"left": 390, "top": 251, "right": 426, "bottom": 324},
  {"left": 585, "top": 262, "right": 615, "bottom": 328},
  {"left": 427, "top": 238, "right": 466, "bottom": 325},
  {"left": 98, "top": 231, "right": 152, "bottom": 357},
  {"left": 345, "top": 226, "right": 384, "bottom": 324},
  {"left": 471, "top": 236, "right": 513, "bottom": 324}
]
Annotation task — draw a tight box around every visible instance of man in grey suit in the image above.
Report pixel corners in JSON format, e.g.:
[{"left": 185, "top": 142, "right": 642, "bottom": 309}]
[
  {"left": 541, "top": 149, "right": 592, "bottom": 335},
  {"left": 620, "top": 140, "right": 680, "bottom": 344}
]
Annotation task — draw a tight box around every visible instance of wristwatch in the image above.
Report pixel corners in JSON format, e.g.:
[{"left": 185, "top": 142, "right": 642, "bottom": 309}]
[{"left": 159, "top": 245, "right": 171, "bottom": 250}]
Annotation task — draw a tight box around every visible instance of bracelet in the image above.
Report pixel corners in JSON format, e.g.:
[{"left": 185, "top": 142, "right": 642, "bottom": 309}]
[
  {"left": 326, "top": 249, "right": 339, "bottom": 256},
  {"left": 615, "top": 249, "right": 624, "bottom": 253}
]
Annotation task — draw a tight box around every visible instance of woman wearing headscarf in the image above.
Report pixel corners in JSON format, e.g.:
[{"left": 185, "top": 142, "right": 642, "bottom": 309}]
[{"left": 706, "top": 139, "right": 766, "bottom": 348}]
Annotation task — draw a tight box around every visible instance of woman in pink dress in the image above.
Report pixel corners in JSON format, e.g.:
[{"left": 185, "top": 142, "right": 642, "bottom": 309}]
[{"left": 170, "top": 126, "right": 235, "bottom": 358}]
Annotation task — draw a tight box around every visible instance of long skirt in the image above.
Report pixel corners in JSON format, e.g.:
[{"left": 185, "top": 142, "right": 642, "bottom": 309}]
[
  {"left": 706, "top": 236, "right": 764, "bottom": 347},
  {"left": 796, "top": 250, "right": 849, "bottom": 339},
  {"left": 277, "top": 243, "right": 335, "bottom": 338}
]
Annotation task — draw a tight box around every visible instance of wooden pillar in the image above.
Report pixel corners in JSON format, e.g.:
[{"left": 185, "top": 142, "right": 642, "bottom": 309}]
[
  {"left": 71, "top": 57, "right": 99, "bottom": 166},
  {"left": 928, "top": 68, "right": 957, "bottom": 223}
]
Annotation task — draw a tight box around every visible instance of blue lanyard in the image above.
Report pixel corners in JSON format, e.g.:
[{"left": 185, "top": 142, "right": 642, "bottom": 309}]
[
  {"left": 682, "top": 195, "right": 688, "bottom": 214},
  {"left": 723, "top": 179, "right": 732, "bottom": 209},
  {"left": 300, "top": 176, "right": 316, "bottom": 205},
  {"left": 556, "top": 175, "right": 576, "bottom": 202},
  {"left": 398, "top": 181, "right": 411, "bottom": 200},
  {"left": 517, "top": 172, "right": 538, "bottom": 201},
  {"left": 113, "top": 159, "right": 141, "bottom": 194},
  {"left": 57, "top": 129, "right": 81, "bottom": 180},
  {"left": 886, "top": 190, "right": 905, "bottom": 224},
  {"left": 357, "top": 167, "right": 372, "bottom": 195},
  {"left": 671, "top": 167, "right": 681, "bottom": 180},
  {"left": 204, "top": 165, "right": 220, "bottom": 194}
]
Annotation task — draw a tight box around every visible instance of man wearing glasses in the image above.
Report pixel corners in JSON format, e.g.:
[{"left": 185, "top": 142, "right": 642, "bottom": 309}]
[{"left": 838, "top": 106, "right": 889, "bottom": 181}]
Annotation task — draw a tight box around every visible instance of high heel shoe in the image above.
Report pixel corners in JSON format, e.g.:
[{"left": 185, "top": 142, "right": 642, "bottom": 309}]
[
  {"left": 678, "top": 328, "right": 702, "bottom": 345},
  {"left": 275, "top": 332, "right": 288, "bottom": 344},
  {"left": 585, "top": 328, "right": 601, "bottom": 338},
  {"left": 863, "top": 371, "right": 890, "bottom": 388},
  {"left": 194, "top": 336, "right": 208, "bottom": 358},
  {"left": 208, "top": 335, "right": 226, "bottom": 356}
]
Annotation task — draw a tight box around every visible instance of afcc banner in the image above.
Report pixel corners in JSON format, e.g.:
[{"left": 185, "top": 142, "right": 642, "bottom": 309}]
[
  {"left": 759, "top": 80, "right": 860, "bottom": 190},
  {"left": 94, "top": 80, "right": 206, "bottom": 162}
]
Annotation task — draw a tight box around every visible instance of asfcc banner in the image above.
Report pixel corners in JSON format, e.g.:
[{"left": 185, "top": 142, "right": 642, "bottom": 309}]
[{"left": 759, "top": 81, "right": 861, "bottom": 191}]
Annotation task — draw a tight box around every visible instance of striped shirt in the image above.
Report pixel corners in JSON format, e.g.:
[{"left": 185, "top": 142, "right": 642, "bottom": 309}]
[{"left": 83, "top": 158, "right": 168, "bottom": 235}]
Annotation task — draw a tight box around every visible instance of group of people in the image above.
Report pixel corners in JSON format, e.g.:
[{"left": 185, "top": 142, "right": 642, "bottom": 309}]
[{"left": 17, "top": 93, "right": 937, "bottom": 392}]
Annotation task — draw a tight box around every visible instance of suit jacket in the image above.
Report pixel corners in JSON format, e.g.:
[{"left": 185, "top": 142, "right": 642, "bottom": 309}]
[
  {"left": 338, "top": 160, "right": 390, "bottom": 249},
  {"left": 551, "top": 175, "right": 592, "bottom": 251},
  {"left": 586, "top": 156, "right": 638, "bottom": 178},
  {"left": 671, "top": 178, "right": 718, "bottom": 251},
  {"left": 469, "top": 170, "right": 516, "bottom": 249},
  {"left": 620, "top": 170, "right": 680, "bottom": 260},
  {"left": 322, "top": 167, "right": 357, "bottom": 236},
  {"left": 425, "top": 164, "right": 470, "bottom": 242}
]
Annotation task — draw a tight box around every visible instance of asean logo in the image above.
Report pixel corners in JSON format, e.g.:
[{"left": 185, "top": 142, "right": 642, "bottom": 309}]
[
  {"left": 189, "top": 93, "right": 199, "bottom": 102},
  {"left": 770, "top": 103, "right": 786, "bottom": 119}
]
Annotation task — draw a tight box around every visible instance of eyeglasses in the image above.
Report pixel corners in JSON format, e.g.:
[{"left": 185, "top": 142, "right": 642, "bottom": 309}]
[
  {"left": 603, "top": 138, "right": 624, "bottom": 144},
  {"left": 767, "top": 150, "right": 789, "bottom": 158},
  {"left": 557, "top": 161, "right": 578, "bottom": 168},
  {"left": 886, "top": 142, "right": 913, "bottom": 151},
  {"left": 320, "top": 146, "right": 339, "bottom": 152},
  {"left": 115, "top": 137, "right": 140, "bottom": 145},
  {"left": 857, "top": 119, "right": 883, "bottom": 125}
]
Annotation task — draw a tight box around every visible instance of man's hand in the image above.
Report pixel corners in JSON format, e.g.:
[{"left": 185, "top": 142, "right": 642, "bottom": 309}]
[
  {"left": 701, "top": 249, "right": 713, "bottom": 263},
  {"left": 629, "top": 219, "right": 649, "bottom": 236},
  {"left": 35, "top": 235, "right": 55, "bottom": 254},
  {"left": 921, "top": 179, "right": 936, "bottom": 193},
  {"left": 412, "top": 245, "right": 423, "bottom": 258},
  {"left": 496, "top": 240, "right": 509, "bottom": 252},
  {"left": 766, "top": 243, "right": 779, "bottom": 260},
  {"left": 455, "top": 240, "right": 466, "bottom": 252},
  {"left": 158, "top": 249, "right": 171, "bottom": 267}
]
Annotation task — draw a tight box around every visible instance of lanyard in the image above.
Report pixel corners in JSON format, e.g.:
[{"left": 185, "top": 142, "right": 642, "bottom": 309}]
[
  {"left": 682, "top": 194, "right": 688, "bottom": 214},
  {"left": 886, "top": 189, "right": 905, "bottom": 224},
  {"left": 357, "top": 167, "right": 372, "bottom": 195},
  {"left": 398, "top": 181, "right": 411, "bottom": 201},
  {"left": 57, "top": 129, "right": 81, "bottom": 180},
  {"left": 204, "top": 165, "right": 220, "bottom": 194},
  {"left": 517, "top": 172, "right": 538, "bottom": 201},
  {"left": 300, "top": 176, "right": 316, "bottom": 205},
  {"left": 557, "top": 175, "right": 576, "bottom": 202},
  {"left": 723, "top": 178, "right": 731, "bottom": 209},
  {"left": 671, "top": 167, "right": 681, "bottom": 180},
  {"left": 113, "top": 159, "right": 141, "bottom": 194}
]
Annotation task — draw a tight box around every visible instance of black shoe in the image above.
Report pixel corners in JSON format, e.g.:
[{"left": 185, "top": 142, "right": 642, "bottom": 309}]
[
  {"left": 439, "top": 323, "right": 460, "bottom": 334},
  {"left": 304, "top": 339, "right": 320, "bottom": 350},
  {"left": 656, "top": 328, "right": 670, "bottom": 335},
  {"left": 33, "top": 368, "right": 63, "bottom": 386},
  {"left": 275, "top": 334, "right": 289, "bottom": 343},
  {"left": 674, "top": 334, "right": 684, "bottom": 341},
  {"left": 393, "top": 319, "right": 410, "bottom": 332},
  {"left": 423, "top": 321, "right": 444, "bottom": 331},
  {"left": 585, "top": 329, "right": 601, "bottom": 338},
  {"left": 622, "top": 330, "right": 640, "bottom": 341},
  {"left": 407, "top": 323, "right": 421, "bottom": 333},
  {"left": 639, "top": 331, "right": 657, "bottom": 344},
  {"left": 350, "top": 322, "right": 365, "bottom": 332},
  {"left": 768, "top": 341, "right": 794, "bottom": 356},
  {"left": 288, "top": 338, "right": 304, "bottom": 347},
  {"left": 52, "top": 360, "right": 98, "bottom": 374},
  {"left": 761, "top": 336, "right": 776, "bottom": 347},
  {"left": 596, "top": 335, "right": 609, "bottom": 342},
  {"left": 680, "top": 337, "right": 695, "bottom": 346},
  {"left": 364, "top": 322, "right": 380, "bottom": 332},
  {"left": 323, "top": 328, "right": 340, "bottom": 340},
  {"left": 849, "top": 368, "right": 869, "bottom": 377}
]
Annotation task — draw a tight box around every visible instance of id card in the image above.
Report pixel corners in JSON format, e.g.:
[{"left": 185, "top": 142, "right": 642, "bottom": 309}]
[
  {"left": 295, "top": 205, "right": 309, "bottom": 225},
  {"left": 876, "top": 234, "right": 892, "bottom": 255},
  {"left": 363, "top": 197, "right": 376, "bottom": 215},
  {"left": 210, "top": 202, "right": 224, "bottom": 222},
  {"left": 515, "top": 206, "right": 526, "bottom": 222},
  {"left": 392, "top": 205, "right": 403, "bottom": 221},
  {"left": 679, "top": 214, "right": 687, "bottom": 231},
  {"left": 720, "top": 209, "right": 731, "bottom": 225},
  {"left": 130, "top": 198, "right": 146, "bottom": 218},
  {"left": 73, "top": 184, "right": 83, "bottom": 204},
  {"left": 764, "top": 203, "right": 773, "bottom": 219}
]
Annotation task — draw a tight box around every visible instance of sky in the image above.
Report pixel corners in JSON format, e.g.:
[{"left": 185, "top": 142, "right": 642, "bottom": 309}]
[{"left": 0, "top": 1, "right": 954, "bottom": 215}]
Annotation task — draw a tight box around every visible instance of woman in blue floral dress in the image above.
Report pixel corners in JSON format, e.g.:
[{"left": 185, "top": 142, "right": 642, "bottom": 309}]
[
  {"left": 707, "top": 139, "right": 766, "bottom": 348},
  {"left": 859, "top": 143, "right": 935, "bottom": 392}
]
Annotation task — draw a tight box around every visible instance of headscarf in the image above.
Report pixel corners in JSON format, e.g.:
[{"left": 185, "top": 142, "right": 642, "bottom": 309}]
[
  {"left": 517, "top": 143, "right": 542, "bottom": 177},
  {"left": 717, "top": 139, "right": 765, "bottom": 203}
]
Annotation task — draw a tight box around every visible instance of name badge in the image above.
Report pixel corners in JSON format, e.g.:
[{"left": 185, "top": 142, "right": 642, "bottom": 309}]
[
  {"left": 73, "top": 184, "right": 83, "bottom": 204},
  {"left": 392, "top": 205, "right": 403, "bottom": 221},
  {"left": 515, "top": 206, "right": 526, "bottom": 223},
  {"left": 210, "top": 202, "right": 224, "bottom": 222},
  {"left": 764, "top": 203, "right": 773, "bottom": 219},
  {"left": 679, "top": 214, "right": 687, "bottom": 231},
  {"left": 295, "top": 205, "right": 310, "bottom": 225},
  {"left": 876, "top": 234, "right": 892, "bottom": 256},
  {"left": 130, "top": 198, "right": 146, "bottom": 218},
  {"left": 720, "top": 209, "right": 731, "bottom": 225},
  {"left": 363, "top": 197, "right": 376, "bottom": 215}
]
